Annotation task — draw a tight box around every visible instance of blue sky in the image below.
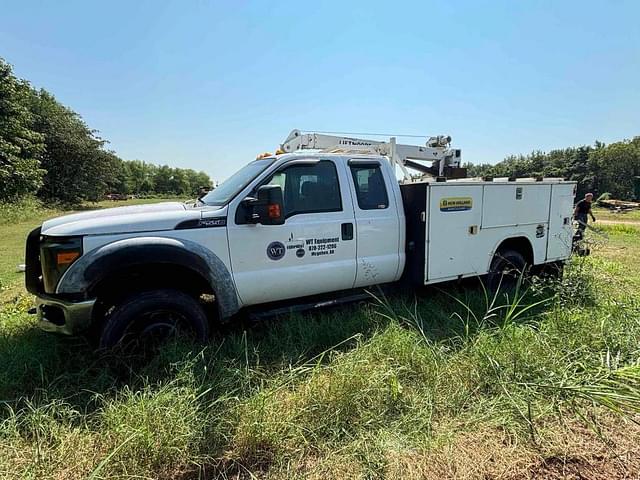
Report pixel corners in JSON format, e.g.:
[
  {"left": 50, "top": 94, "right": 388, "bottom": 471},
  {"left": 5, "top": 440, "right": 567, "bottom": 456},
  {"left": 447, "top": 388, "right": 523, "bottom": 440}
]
[{"left": 2, "top": 0, "right": 639, "bottom": 181}]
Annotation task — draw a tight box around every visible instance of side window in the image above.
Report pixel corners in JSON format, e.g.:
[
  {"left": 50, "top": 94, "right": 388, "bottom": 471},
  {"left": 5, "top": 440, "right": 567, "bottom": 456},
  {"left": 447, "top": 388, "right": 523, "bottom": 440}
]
[
  {"left": 350, "top": 163, "right": 389, "bottom": 210},
  {"left": 265, "top": 161, "right": 342, "bottom": 217},
  {"left": 269, "top": 171, "right": 286, "bottom": 190}
]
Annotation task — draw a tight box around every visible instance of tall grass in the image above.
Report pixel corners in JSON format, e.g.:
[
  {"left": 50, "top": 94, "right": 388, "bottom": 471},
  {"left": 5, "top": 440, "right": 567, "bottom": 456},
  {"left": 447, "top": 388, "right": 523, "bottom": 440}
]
[{"left": 1, "top": 242, "right": 640, "bottom": 477}]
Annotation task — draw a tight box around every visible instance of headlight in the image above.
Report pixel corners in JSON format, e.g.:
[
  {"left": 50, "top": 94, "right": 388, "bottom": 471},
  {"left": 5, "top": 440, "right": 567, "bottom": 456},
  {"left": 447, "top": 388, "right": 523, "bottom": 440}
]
[{"left": 40, "top": 236, "right": 83, "bottom": 293}]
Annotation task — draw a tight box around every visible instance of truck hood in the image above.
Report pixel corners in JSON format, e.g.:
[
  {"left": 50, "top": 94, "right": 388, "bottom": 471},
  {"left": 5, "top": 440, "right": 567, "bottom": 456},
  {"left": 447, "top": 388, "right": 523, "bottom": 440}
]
[{"left": 41, "top": 202, "right": 223, "bottom": 236}]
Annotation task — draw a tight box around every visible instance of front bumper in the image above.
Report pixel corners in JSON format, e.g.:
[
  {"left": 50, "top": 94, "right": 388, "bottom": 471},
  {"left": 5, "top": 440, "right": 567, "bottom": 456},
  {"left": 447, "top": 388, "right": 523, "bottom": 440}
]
[{"left": 34, "top": 294, "right": 95, "bottom": 335}]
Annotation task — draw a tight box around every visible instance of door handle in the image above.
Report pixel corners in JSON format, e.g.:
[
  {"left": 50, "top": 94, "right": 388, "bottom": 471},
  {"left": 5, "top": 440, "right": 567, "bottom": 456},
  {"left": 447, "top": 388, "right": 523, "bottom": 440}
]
[{"left": 341, "top": 222, "right": 354, "bottom": 241}]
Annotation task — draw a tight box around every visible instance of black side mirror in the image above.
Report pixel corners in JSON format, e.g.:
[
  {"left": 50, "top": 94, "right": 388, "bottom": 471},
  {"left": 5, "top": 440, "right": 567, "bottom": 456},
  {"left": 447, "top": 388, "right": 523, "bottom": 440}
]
[{"left": 242, "top": 185, "right": 284, "bottom": 225}]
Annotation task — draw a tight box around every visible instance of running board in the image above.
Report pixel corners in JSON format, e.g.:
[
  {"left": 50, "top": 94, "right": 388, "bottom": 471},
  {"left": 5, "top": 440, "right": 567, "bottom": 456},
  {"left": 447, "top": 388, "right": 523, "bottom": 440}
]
[{"left": 247, "top": 292, "right": 373, "bottom": 321}]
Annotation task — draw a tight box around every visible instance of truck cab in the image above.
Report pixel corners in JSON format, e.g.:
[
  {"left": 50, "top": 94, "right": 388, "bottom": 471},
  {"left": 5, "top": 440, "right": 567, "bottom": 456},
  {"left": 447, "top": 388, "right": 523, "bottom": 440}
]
[{"left": 223, "top": 153, "right": 405, "bottom": 306}]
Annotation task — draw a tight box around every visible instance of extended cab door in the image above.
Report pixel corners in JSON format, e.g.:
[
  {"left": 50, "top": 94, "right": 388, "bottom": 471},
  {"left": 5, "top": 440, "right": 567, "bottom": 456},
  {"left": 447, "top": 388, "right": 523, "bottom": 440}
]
[
  {"left": 227, "top": 159, "right": 357, "bottom": 306},
  {"left": 347, "top": 159, "right": 402, "bottom": 287}
]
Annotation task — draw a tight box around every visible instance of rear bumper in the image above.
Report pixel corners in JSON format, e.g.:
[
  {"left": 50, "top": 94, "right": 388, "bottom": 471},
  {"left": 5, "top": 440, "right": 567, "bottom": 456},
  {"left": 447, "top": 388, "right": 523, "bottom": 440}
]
[{"left": 34, "top": 294, "right": 95, "bottom": 335}]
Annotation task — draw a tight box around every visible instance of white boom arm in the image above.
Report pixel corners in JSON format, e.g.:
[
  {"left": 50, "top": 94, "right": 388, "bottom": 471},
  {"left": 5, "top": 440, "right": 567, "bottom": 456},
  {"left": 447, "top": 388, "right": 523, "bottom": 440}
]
[{"left": 280, "top": 129, "right": 462, "bottom": 179}]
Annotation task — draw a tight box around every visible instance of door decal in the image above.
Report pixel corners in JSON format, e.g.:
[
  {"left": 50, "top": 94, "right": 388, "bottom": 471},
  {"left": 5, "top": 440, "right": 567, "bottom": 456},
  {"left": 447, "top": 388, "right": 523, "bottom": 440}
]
[
  {"left": 306, "top": 236, "right": 340, "bottom": 257},
  {"left": 266, "top": 241, "right": 286, "bottom": 260}
]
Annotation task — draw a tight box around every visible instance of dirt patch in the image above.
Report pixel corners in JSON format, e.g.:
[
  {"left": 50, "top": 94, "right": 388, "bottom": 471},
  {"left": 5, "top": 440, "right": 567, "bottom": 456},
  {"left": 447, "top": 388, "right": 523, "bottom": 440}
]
[
  {"left": 174, "top": 415, "right": 640, "bottom": 479},
  {"left": 521, "top": 417, "right": 640, "bottom": 480},
  {"left": 329, "top": 416, "right": 640, "bottom": 480},
  {"left": 529, "top": 455, "right": 618, "bottom": 480}
]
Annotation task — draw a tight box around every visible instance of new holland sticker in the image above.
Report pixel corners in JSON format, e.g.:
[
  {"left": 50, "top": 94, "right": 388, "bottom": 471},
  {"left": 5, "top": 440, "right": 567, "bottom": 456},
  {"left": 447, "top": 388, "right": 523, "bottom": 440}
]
[{"left": 440, "top": 197, "right": 473, "bottom": 212}]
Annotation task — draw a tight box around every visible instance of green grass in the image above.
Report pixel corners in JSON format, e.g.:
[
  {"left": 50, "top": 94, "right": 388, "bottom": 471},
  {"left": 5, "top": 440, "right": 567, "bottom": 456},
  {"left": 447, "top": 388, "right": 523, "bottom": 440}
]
[
  {"left": 593, "top": 206, "right": 640, "bottom": 223},
  {"left": 0, "top": 198, "right": 64, "bottom": 291},
  {"left": 1, "top": 204, "right": 640, "bottom": 478}
]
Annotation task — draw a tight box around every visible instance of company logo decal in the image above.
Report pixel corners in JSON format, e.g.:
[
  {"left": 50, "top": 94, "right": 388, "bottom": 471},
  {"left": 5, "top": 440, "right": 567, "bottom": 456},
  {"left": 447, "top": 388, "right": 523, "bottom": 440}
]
[
  {"left": 266, "top": 241, "right": 286, "bottom": 260},
  {"left": 440, "top": 197, "right": 473, "bottom": 212},
  {"left": 339, "top": 139, "right": 374, "bottom": 146},
  {"left": 269, "top": 236, "right": 341, "bottom": 261},
  {"left": 305, "top": 236, "right": 338, "bottom": 257}
]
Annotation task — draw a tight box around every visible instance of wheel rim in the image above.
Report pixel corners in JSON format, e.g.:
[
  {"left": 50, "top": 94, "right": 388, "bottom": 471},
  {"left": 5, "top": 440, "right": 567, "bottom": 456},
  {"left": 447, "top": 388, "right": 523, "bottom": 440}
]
[{"left": 122, "top": 308, "right": 191, "bottom": 352}]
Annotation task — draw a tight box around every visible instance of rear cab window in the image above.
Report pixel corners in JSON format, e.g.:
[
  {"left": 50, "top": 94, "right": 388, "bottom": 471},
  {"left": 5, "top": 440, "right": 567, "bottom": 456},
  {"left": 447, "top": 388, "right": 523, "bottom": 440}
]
[{"left": 349, "top": 163, "right": 389, "bottom": 210}]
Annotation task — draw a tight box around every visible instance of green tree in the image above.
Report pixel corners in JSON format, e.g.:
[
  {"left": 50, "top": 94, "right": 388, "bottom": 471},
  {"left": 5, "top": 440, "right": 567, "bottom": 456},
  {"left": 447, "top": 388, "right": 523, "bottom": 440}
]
[
  {"left": 0, "top": 59, "right": 45, "bottom": 201},
  {"left": 1, "top": 58, "right": 214, "bottom": 203},
  {"left": 589, "top": 138, "right": 640, "bottom": 199},
  {"left": 29, "top": 89, "right": 119, "bottom": 203},
  {"left": 186, "top": 169, "right": 212, "bottom": 194},
  {"left": 466, "top": 137, "right": 640, "bottom": 200}
]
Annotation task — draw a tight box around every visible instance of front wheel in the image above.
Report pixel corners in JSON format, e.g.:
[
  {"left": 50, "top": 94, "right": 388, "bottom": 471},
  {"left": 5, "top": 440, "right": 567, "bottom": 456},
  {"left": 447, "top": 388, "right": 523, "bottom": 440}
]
[{"left": 99, "top": 289, "right": 209, "bottom": 350}]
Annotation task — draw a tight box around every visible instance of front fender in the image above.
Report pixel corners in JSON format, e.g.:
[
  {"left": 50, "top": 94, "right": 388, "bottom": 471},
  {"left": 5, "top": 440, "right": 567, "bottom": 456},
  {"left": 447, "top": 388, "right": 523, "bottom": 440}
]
[{"left": 57, "top": 236, "right": 240, "bottom": 319}]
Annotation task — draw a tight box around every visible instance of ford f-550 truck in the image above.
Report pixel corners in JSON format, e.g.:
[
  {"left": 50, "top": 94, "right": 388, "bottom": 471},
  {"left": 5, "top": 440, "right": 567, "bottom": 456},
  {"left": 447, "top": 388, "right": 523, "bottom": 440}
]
[{"left": 25, "top": 130, "right": 576, "bottom": 348}]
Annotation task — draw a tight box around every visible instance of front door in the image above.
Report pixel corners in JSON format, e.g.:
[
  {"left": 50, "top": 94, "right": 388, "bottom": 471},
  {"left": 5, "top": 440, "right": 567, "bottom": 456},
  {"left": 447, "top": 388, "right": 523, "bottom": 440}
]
[{"left": 227, "top": 159, "right": 357, "bottom": 306}]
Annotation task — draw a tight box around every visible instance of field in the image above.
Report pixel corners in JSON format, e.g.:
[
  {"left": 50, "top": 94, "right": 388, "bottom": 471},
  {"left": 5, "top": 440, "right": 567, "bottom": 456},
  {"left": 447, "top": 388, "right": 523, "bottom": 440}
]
[
  {"left": 1, "top": 201, "right": 640, "bottom": 479},
  {"left": 593, "top": 206, "right": 640, "bottom": 224}
]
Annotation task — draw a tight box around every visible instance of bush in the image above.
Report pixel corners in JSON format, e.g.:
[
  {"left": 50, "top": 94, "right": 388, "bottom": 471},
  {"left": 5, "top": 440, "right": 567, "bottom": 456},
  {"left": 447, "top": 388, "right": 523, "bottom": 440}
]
[{"left": 0, "top": 196, "right": 49, "bottom": 225}]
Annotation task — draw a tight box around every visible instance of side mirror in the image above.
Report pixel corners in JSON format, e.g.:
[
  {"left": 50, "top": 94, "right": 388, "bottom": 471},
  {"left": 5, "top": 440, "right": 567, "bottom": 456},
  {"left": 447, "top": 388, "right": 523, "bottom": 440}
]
[{"left": 242, "top": 185, "right": 284, "bottom": 225}]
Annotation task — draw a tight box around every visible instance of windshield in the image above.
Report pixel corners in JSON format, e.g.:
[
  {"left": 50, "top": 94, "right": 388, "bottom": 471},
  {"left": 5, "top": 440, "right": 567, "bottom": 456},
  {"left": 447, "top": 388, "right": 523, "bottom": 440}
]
[{"left": 201, "top": 158, "right": 274, "bottom": 206}]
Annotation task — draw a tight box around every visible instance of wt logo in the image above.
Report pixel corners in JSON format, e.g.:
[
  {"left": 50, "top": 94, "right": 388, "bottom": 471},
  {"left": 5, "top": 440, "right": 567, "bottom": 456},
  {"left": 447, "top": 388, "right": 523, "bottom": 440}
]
[{"left": 266, "top": 241, "right": 286, "bottom": 260}]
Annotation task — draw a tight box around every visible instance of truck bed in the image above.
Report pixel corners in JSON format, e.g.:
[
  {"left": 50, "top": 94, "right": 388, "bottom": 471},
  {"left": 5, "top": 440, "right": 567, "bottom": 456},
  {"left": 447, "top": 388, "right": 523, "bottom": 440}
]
[{"left": 400, "top": 179, "right": 576, "bottom": 285}]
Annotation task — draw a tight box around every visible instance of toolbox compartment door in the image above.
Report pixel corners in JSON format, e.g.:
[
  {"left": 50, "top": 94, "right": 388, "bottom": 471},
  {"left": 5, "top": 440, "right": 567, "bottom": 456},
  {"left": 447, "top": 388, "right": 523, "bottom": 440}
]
[
  {"left": 482, "top": 184, "right": 551, "bottom": 228},
  {"left": 546, "top": 183, "right": 574, "bottom": 261},
  {"left": 426, "top": 185, "right": 484, "bottom": 282}
]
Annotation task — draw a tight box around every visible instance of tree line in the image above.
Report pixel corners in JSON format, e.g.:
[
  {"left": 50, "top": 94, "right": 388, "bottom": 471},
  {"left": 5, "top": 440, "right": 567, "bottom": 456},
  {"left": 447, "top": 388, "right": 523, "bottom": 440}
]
[
  {"left": 4, "top": 56, "right": 638, "bottom": 204},
  {"left": 0, "top": 58, "right": 211, "bottom": 204},
  {"left": 465, "top": 137, "right": 640, "bottom": 200}
]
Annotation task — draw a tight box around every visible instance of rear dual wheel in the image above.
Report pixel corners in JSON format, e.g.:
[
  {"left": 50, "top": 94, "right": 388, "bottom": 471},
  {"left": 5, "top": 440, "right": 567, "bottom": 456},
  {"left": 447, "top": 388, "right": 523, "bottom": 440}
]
[
  {"left": 485, "top": 249, "right": 527, "bottom": 293},
  {"left": 99, "top": 289, "right": 209, "bottom": 351}
]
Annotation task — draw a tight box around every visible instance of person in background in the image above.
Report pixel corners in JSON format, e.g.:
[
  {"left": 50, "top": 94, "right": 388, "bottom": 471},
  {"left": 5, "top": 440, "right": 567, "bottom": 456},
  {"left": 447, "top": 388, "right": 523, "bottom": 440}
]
[{"left": 574, "top": 192, "right": 596, "bottom": 232}]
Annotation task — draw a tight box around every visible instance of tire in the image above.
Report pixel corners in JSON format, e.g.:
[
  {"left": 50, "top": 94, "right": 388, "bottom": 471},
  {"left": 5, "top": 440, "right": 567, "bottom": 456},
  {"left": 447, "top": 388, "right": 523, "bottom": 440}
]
[
  {"left": 486, "top": 249, "right": 527, "bottom": 293},
  {"left": 536, "top": 261, "right": 564, "bottom": 279},
  {"left": 99, "top": 289, "right": 209, "bottom": 350}
]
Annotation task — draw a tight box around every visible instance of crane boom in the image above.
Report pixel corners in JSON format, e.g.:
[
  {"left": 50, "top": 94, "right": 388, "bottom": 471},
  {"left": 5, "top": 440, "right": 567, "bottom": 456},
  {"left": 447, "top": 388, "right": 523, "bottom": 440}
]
[{"left": 279, "top": 129, "right": 464, "bottom": 180}]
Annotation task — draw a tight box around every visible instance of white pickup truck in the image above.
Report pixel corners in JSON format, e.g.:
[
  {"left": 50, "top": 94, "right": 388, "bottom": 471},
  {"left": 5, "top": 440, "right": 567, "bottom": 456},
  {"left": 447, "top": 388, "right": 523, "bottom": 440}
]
[{"left": 25, "top": 130, "right": 576, "bottom": 348}]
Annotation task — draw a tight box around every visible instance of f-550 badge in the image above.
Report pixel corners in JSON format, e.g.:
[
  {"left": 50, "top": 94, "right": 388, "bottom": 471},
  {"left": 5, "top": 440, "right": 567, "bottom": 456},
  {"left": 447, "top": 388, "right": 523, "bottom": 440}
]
[{"left": 440, "top": 197, "right": 473, "bottom": 212}]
